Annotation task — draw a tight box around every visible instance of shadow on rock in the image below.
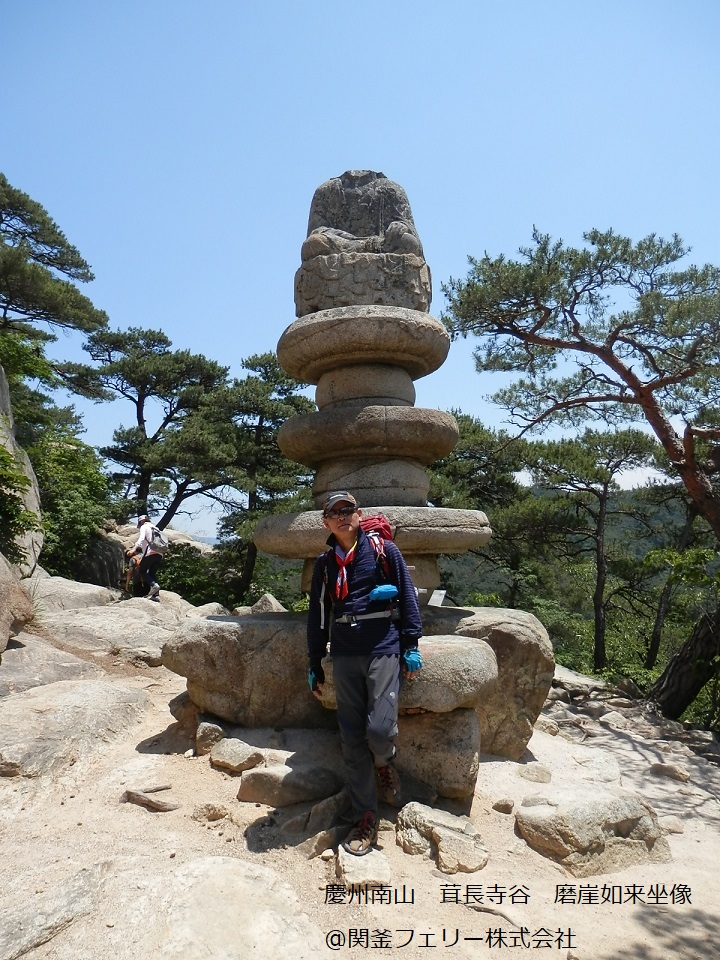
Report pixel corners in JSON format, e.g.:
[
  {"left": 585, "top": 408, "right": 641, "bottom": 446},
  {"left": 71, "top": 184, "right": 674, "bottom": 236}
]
[{"left": 135, "top": 721, "right": 193, "bottom": 756}]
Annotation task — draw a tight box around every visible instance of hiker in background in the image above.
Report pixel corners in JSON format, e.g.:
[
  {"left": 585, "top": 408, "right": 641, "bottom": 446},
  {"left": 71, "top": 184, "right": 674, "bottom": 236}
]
[
  {"left": 124, "top": 552, "right": 143, "bottom": 597},
  {"left": 307, "top": 491, "right": 423, "bottom": 856},
  {"left": 125, "top": 514, "right": 164, "bottom": 602}
]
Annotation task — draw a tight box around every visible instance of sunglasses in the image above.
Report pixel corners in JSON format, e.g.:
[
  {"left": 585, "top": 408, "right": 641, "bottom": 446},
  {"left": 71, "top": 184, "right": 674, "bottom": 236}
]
[{"left": 324, "top": 505, "right": 357, "bottom": 519}]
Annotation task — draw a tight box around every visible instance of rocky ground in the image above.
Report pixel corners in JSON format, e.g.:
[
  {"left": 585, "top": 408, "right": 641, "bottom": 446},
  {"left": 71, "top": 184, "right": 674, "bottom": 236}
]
[{"left": 1, "top": 584, "right": 719, "bottom": 960}]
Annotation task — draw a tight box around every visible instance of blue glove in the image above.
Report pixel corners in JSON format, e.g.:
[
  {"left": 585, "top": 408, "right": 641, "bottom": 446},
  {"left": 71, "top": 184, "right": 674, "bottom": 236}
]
[
  {"left": 402, "top": 648, "right": 423, "bottom": 673},
  {"left": 308, "top": 662, "right": 325, "bottom": 691}
]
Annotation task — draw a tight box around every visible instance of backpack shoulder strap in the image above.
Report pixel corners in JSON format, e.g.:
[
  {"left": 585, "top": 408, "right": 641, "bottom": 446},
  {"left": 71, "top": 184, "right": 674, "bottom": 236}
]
[
  {"left": 318, "top": 547, "right": 334, "bottom": 630},
  {"left": 365, "top": 530, "right": 391, "bottom": 582}
]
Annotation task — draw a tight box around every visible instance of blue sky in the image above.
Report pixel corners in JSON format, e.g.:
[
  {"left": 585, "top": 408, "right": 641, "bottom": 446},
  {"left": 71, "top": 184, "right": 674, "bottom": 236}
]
[{"left": 4, "top": 1, "right": 720, "bottom": 534}]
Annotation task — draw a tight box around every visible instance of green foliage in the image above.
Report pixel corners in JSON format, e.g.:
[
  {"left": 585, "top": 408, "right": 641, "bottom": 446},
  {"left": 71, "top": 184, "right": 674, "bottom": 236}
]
[
  {"left": 160, "top": 544, "right": 219, "bottom": 606},
  {"left": 428, "top": 413, "right": 525, "bottom": 510},
  {"left": 0, "top": 441, "right": 40, "bottom": 564},
  {"left": 0, "top": 172, "right": 108, "bottom": 339},
  {"left": 443, "top": 228, "right": 720, "bottom": 541},
  {"left": 63, "top": 335, "right": 312, "bottom": 540},
  {"left": 0, "top": 172, "right": 111, "bottom": 572},
  {"left": 28, "top": 428, "right": 117, "bottom": 577},
  {"left": 681, "top": 675, "right": 720, "bottom": 738},
  {"left": 160, "top": 542, "right": 306, "bottom": 610},
  {"left": 643, "top": 547, "right": 719, "bottom": 587},
  {"left": 465, "top": 591, "right": 504, "bottom": 607}
]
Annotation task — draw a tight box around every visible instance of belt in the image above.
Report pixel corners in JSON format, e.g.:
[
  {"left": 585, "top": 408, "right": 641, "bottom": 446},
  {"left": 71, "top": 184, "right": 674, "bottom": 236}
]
[{"left": 335, "top": 610, "right": 399, "bottom": 625}]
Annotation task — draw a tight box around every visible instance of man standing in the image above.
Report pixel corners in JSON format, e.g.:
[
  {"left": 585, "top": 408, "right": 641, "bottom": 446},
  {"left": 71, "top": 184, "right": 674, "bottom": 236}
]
[
  {"left": 307, "top": 491, "right": 423, "bottom": 856},
  {"left": 125, "top": 514, "right": 163, "bottom": 601}
]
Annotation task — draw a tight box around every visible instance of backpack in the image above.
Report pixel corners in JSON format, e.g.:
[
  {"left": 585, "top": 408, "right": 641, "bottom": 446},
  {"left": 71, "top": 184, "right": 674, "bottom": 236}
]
[
  {"left": 321, "top": 513, "right": 393, "bottom": 597},
  {"left": 148, "top": 525, "right": 169, "bottom": 556},
  {"left": 358, "top": 514, "right": 392, "bottom": 583}
]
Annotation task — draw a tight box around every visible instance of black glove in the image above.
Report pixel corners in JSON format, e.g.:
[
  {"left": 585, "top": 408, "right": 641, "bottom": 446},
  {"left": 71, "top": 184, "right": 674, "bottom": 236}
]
[{"left": 308, "top": 661, "right": 325, "bottom": 692}]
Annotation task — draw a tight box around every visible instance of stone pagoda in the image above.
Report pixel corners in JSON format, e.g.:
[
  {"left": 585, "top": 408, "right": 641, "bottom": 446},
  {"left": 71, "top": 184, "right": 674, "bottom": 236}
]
[{"left": 254, "top": 170, "right": 491, "bottom": 600}]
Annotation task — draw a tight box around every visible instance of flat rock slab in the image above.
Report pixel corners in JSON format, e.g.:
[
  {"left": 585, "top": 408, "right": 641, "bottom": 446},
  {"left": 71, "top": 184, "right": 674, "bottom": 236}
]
[
  {"left": 0, "top": 862, "right": 109, "bottom": 960},
  {"left": 514, "top": 785, "right": 672, "bottom": 877},
  {"left": 0, "top": 632, "right": 104, "bottom": 697},
  {"left": 111, "top": 856, "right": 326, "bottom": 958},
  {"left": 0, "top": 679, "right": 150, "bottom": 778},
  {"left": 237, "top": 763, "right": 344, "bottom": 806},
  {"left": 42, "top": 600, "right": 192, "bottom": 666},
  {"left": 570, "top": 747, "right": 621, "bottom": 783},
  {"left": 209, "top": 738, "right": 265, "bottom": 773}
]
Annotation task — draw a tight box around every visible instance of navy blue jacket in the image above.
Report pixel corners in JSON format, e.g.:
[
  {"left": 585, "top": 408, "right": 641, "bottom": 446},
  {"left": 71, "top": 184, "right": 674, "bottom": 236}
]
[{"left": 307, "top": 527, "right": 422, "bottom": 664}]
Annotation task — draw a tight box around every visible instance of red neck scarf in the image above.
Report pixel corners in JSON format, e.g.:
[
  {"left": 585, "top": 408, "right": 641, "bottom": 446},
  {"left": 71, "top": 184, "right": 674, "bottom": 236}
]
[{"left": 334, "top": 541, "right": 357, "bottom": 600}]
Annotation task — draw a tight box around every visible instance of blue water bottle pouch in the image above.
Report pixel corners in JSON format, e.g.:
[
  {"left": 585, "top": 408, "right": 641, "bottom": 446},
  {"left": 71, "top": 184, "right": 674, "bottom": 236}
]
[{"left": 368, "top": 583, "right": 399, "bottom": 602}]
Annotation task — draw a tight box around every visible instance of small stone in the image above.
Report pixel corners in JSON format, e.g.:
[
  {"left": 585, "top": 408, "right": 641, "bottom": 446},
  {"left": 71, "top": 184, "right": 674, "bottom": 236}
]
[
  {"left": 518, "top": 762, "right": 551, "bottom": 783},
  {"left": 492, "top": 798, "right": 514, "bottom": 814},
  {"left": 209, "top": 738, "right": 264, "bottom": 774},
  {"left": 192, "top": 803, "right": 229, "bottom": 823},
  {"left": 184, "top": 748, "right": 194, "bottom": 758},
  {"left": 320, "top": 849, "right": 335, "bottom": 861},
  {"left": 534, "top": 716, "right": 559, "bottom": 736},
  {"left": 195, "top": 720, "right": 226, "bottom": 756},
  {"left": 659, "top": 815, "right": 684, "bottom": 834},
  {"left": 545, "top": 687, "right": 571, "bottom": 704},
  {"left": 337, "top": 846, "right": 392, "bottom": 887},
  {"left": 649, "top": 762, "right": 690, "bottom": 782},
  {"left": 598, "top": 711, "right": 629, "bottom": 730}
]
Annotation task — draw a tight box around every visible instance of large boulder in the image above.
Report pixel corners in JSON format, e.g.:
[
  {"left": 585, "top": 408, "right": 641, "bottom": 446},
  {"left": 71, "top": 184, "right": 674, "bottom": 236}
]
[
  {"left": 162, "top": 616, "right": 491, "bottom": 798},
  {"left": 397, "top": 708, "right": 481, "bottom": 799},
  {"left": 318, "top": 634, "right": 497, "bottom": 714},
  {"left": 73, "top": 531, "right": 126, "bottom": 588},
  {"left": 0, "top": 553, "right": 33, "bottom": 654},
  {"left": 423, "top": 606, "right": 554, "bottom": 760},
  {"left": 28, "top": 574, "right": 123, "bottom": 613},
  {"left": 514, "top": 785, "right": 672, "bottom": 877},
  {"left": 42, "top": 593, "right": 196, "bottom": 666},
  {"left": 162, "top": 614, "right": 334, "bottom": 729}
]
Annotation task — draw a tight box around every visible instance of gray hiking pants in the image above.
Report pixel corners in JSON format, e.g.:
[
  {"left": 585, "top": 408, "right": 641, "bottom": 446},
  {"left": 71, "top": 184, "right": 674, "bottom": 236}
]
[{"left": 332, "top": 653, "right": 400, "bottom": 821}]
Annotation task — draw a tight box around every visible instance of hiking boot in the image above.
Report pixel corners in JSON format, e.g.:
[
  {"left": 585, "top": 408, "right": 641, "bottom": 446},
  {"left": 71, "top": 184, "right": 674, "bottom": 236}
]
[
  {"left": 342, "top": 811, "right": 378, "bottom": 856},
  {"left": 147, "top": 584, "right": 160, "bottom": 600},
  {"left": 375, "top": 762, "right": 402, "bottom": 807}
]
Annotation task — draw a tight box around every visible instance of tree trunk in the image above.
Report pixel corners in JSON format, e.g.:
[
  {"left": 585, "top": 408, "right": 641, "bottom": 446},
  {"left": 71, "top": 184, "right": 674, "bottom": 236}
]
[
  {"left": 136, "top": 470, "right": 152, "bottom": 517},
  {"left": 592, "top": 490, "right": 608, "bottom": 671},
  {"left": 236, "top": 540, "right": 258, "bottom": 601},
  {"left": 645, "top": 505, "right": 698, "bottom": 669},
  {"left": 158, "top": 478, "right": 193, "bottom": 529},
  {"left": 646, "top": 579, "right": 673, "bottom": 670},
  {"left": 648, "top": 606, "right": 720, "bottom": 719}
]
